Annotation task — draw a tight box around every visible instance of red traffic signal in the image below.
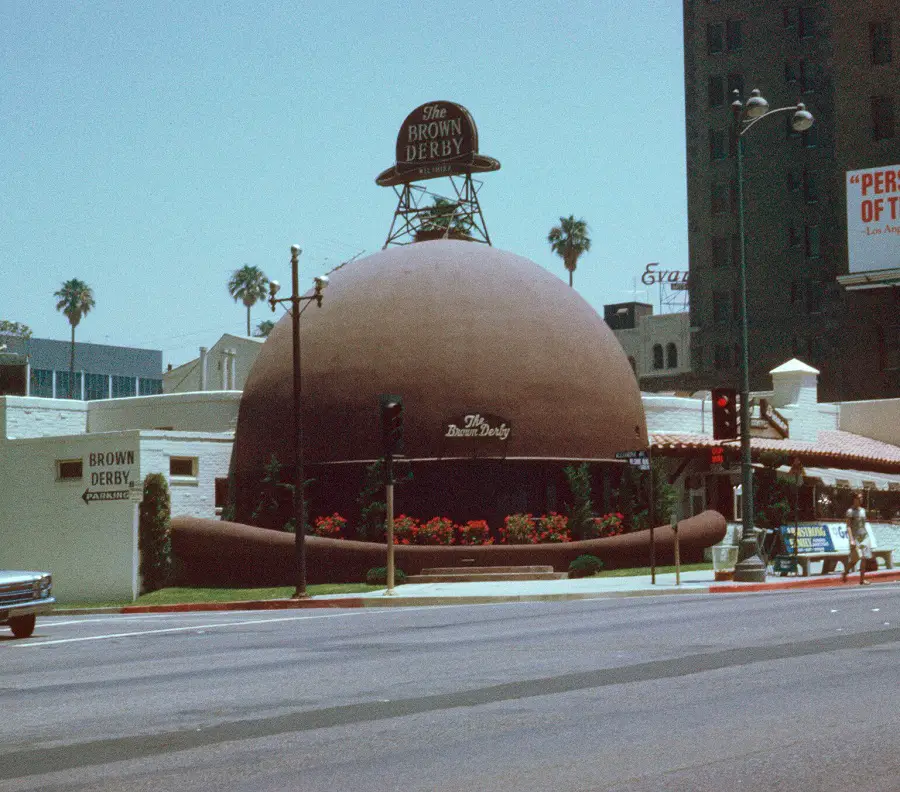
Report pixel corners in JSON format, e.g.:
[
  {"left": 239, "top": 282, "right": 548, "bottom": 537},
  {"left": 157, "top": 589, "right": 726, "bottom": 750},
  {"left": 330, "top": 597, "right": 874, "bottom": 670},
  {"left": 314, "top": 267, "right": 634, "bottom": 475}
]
[{"left": 711, "top": 387, "right": 738, "bottom": 440}]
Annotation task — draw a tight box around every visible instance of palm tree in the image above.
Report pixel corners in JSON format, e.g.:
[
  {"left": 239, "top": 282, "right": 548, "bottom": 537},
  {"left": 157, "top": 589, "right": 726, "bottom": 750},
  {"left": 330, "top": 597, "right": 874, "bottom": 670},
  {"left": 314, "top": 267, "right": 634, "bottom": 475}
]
[
  {"left": 255, "top": 319, "right": 275, "bottom": 338},
  {"left": 228, "top": 265, "right": 269, "bottom": 336},
  {"left": 548, "top": 215, "right": 591, "bottom": 288},
  {"left": 54, "top": 279, "right": 95, "bottom": 398},
  {"left": 418, "top": 197, "right": 474, "bottom": 239}
]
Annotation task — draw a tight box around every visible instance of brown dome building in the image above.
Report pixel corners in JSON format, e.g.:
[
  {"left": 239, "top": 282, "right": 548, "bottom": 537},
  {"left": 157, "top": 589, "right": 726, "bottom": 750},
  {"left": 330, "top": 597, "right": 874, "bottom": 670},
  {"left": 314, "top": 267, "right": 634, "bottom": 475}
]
[{"left": 231, "top": 239, "right": 648, "bottom": 530}]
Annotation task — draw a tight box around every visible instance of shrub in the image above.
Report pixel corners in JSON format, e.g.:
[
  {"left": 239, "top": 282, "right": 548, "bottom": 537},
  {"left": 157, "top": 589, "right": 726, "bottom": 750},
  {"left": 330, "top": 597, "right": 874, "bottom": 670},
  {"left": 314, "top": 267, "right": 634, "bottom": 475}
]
[
  {"left": 312, "top": 512, "right": 346, "bottom": 538},
  {"left": 594, "top": 512, "right": 625, "bottom": 538},
  {"left": 568, "top": 554, "right": 604, "bottom": 579},
  {"left": 564, "top": 463, "right": 594, "bottom": 540},
  {"left": 501, "top": 513, "right": 538, "bottom": 544},
  {"left": 365, "top": 567, "right": 407, "bottom": 586},
  {"left": 139, "top": 473, "right": 172, "bottom": 593},
  {"left": 417, "top": 516, "right": 455, "bottom": 545},
  {"left": 391, "top": 514, "right": 419, "bottom": 545},
  {"left": 537, "top": 513, "right": 571, "bottom": 543},
  {"left": 457, "top": 519, "right": 494, "bottom": 545}
]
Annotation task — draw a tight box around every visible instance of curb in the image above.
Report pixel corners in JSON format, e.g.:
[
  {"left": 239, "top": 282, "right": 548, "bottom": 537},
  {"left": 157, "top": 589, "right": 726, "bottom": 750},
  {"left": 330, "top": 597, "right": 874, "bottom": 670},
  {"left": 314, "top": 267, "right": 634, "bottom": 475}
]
[
  {"left": 49, "top": 570, "right": 898, "bottom": 615},
  {"left": 710, "top": 568, "right": 900, "bottom": 594}
]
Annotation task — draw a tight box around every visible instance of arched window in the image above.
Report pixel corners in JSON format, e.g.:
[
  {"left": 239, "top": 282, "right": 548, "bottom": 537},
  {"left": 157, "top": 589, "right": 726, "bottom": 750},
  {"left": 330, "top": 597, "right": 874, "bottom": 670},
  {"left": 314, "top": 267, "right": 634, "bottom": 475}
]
[
  {"left": 652, "top": 344, "right": 664, "bottom": 370},
  {"left": 666, "top": 342, "right": 678, "bottom": 368}
]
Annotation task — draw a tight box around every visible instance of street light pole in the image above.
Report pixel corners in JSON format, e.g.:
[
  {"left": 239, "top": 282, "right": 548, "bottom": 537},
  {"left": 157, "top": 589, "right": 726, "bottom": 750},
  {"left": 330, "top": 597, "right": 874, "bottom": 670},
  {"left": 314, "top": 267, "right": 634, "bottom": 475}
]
[
  {"left": 730, "top": 89, "right": 814, "bottom": 583},
  {"left": 268, "top": 245, "right": 329, "bottom": 598}
]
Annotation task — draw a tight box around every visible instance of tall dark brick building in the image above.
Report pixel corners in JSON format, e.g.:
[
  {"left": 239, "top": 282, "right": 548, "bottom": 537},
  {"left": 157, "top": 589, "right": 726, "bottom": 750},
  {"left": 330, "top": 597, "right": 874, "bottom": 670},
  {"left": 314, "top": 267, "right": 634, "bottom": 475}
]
[{"left": 683, "top": 0, "right": 899, "bottom": 401}]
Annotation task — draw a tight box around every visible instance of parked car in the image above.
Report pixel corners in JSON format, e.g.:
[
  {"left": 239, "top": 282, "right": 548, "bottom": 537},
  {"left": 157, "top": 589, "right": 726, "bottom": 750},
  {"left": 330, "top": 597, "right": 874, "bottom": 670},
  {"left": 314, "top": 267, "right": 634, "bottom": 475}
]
[{"left": 1, "top": 570, "right": 55, "bottom": 638}]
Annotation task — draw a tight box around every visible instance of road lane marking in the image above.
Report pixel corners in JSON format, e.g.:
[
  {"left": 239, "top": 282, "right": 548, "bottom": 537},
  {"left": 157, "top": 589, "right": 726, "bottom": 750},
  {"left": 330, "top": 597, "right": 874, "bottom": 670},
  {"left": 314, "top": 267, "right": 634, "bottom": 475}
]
[{"left": 13, "top": 610, "right": 398, "bottom": 648}]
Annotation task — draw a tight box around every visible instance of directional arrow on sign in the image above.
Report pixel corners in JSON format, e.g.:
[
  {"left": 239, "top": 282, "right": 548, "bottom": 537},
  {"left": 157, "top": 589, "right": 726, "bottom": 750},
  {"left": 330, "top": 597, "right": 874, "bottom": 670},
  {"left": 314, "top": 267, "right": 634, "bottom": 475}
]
[{"left": 82, "top": 489, "right": 131, "bottom": 504}]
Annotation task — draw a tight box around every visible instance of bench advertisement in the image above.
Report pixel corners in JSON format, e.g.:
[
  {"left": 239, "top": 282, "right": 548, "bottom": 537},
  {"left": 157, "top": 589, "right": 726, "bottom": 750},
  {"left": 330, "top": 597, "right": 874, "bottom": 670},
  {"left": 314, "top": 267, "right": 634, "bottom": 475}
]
[{"left": 780, "top": 523, "right": 853, "bottom": 555}]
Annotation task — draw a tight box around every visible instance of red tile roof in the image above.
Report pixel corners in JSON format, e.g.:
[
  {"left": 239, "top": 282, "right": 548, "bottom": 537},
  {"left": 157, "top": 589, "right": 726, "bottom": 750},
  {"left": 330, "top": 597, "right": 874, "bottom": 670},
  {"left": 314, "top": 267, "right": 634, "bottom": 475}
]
[{"left": 651, "top": 430, "right": 900, "bottom": 471}]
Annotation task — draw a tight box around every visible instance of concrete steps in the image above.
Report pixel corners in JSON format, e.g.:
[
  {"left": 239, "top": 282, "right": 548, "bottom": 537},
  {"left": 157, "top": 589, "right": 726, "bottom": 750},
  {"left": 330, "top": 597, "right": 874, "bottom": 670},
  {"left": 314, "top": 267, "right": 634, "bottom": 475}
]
[{"left": 406, "top": 565, "right": 567, "bottom": 584}]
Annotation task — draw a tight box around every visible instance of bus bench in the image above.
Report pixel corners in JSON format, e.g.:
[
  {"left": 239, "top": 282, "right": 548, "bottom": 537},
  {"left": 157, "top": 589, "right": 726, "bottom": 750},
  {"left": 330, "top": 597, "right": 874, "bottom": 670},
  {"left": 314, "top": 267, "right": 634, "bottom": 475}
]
[{"left": 776, "top": 523, "right": 894, "bottom": 577}]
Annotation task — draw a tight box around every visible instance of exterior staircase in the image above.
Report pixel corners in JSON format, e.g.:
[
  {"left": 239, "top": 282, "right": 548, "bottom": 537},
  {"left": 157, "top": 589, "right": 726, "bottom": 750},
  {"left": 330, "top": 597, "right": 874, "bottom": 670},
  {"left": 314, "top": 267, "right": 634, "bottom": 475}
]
[{"left": 406, "top": 565, "right": 566, "bottom": 584}]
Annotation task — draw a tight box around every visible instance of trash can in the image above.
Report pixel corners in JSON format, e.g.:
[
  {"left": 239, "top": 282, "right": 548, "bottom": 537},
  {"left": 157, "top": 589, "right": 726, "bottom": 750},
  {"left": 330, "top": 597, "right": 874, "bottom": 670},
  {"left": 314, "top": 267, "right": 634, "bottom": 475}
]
[{"left": 712, "top": 545, "right": 739, "bottom": 581}]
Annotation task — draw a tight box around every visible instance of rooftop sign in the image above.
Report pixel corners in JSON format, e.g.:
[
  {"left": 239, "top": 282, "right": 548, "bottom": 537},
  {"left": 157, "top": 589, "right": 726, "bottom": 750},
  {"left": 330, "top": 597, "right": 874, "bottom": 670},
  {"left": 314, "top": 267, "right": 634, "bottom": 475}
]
[
  {"left": 846, "top": 164, "right": 900, "bottom": 275},
  {"left": 376, "top": 101, "right": 500, "bottom": 187}
]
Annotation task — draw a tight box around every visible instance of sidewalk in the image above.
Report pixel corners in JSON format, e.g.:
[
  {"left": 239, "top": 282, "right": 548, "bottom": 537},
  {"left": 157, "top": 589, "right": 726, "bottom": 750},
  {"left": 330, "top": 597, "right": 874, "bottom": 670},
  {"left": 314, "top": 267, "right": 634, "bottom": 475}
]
[{"left": 95, "top": 566, "right": 900, "bottom": 615}]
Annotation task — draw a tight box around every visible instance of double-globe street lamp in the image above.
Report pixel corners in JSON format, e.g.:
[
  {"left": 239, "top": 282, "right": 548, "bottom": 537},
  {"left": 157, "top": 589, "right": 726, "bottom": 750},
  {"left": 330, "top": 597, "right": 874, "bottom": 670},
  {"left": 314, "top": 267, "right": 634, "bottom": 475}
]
[
  {"left": 268, "top": 245, "right": 329, "bottom": 598},
  {"left": 732, "top": 89, "right": 814, "bottom": 583}
]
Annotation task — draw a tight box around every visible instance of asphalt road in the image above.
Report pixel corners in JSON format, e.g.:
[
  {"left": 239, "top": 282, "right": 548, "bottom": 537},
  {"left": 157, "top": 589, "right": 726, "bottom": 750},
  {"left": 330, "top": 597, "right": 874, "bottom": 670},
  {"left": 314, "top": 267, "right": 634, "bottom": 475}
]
[{"left": 3, "top": 586, "right": 900, "bottom": 791}]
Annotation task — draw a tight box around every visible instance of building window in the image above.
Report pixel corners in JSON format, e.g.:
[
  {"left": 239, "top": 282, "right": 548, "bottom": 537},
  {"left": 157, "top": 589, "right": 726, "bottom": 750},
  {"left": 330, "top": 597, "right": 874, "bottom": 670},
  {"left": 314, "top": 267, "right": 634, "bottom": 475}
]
[
  {"left": 871, "top": 21, "right": 892, "bottom": 65},
  {"left": 711, "top": 235, "right": 728, "bottom": 268},
  {"left": 786, "top": 171, "right": 801, "bottom": 192},
  {"left": 784, "top": 60, "right": 797, "bottom": 84},
  {"left": 872, "top": 96, "right": 895, "bottom": 141},
  {"left": 652, "top": 344, "right": 664, "bottom": 370},
  {"left": 714, "top": 344, "right": 733, "bottom": 370},
  {"left": 85, "top": 372, "right": 108, "bottom": 401},
  {"left": 803, "top": 170, "right": 818, "bottom": 202},
  {"left": 666, "top": 343, "right": 678, "bottom": 369},
  {"left": 798, "top": 7, "right": 816, "bottom": 39},
  {"left": 707, "top": 23, "right": 724, "bottom": 54},
  {"left": 139, "top": 378, "right": 163, "bottom": 396},
  {"left": 111, "top": 375, "right": 136, "bottom": 399},
  {"left": 709, "top": 128, "right": 727, "bottom": 160},
  {"left": 726, "top": 20, "right": 742, "bottom": 52},
  {"left": 805, "top": 280, "right": 823, "bottom": 314},
  {"left": 804, "top": 225, "right": 821, "bottom": 258},
  {"left": 215, "top": 477, "right": 229, "bottom": 511},
  {"left": 56, "top": 459, "right": 83, "bottom": 480},
  {"left": 784, "top": 7, "right": 798, "bottom": 31},
  {"left": 727, "top": 73, "right": 744, "bottom": 99},
  {"left": 170, "top": 457, "right": 198, "bottom": 478},
  {"left": 802, "top": 124, "right": 818, "bottom": 148},
  {"left": 713, "top": 292, "right": 730, "bottom": 323},
  {"left": 877, "top": 325, "right": 900, "bottom": 371},
  {"left": 798, "top": 60, "right": 816, "bottom": 93},
  {"left": 708, "top": 75, "right": 725, "bottom": 107},
  {"left": 30, "top": 368, "right": 53, "bottom": 397},
  {"left": 731, "top": 234, "right": 741, "bottom": 267},
  {"left": 731, "top": 289, "right": 741, "bottom": 320},
  {"left": 55, "top": 370, "right": 82, "bottom": 400},
  {"left": 788, "top": 225, "right": 802, "bottom": 248},
  {"left": 711, "top": 184, "right": 729, "bottom": 215}
]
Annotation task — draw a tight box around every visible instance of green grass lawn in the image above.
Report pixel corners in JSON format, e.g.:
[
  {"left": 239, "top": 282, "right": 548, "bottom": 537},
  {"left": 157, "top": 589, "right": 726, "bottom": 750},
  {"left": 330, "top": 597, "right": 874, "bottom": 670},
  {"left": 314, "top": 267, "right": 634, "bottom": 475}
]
[
  {"left": 56, "top": 582, "right": 383, "bottom": 610},
  {"left": 54, "top": 563, "right": 714, "bottom": 610}
]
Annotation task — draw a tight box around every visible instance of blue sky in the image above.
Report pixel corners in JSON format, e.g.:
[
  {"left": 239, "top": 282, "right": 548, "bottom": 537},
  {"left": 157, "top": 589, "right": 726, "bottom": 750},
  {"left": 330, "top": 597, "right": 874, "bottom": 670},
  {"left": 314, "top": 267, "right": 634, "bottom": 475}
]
[{"left": 1, "top": 1, "right": 687, "bottom": 366}]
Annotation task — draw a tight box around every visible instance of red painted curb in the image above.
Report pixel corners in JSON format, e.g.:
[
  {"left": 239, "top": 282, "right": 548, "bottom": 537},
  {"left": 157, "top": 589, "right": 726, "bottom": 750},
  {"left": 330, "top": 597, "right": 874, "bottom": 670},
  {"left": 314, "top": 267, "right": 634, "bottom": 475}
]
[
  {"left": 121, "top": 598, "right": 367, "bottom": 614},
  {"left": 710, "top": 568, "right": 900, "bottom": 594}
]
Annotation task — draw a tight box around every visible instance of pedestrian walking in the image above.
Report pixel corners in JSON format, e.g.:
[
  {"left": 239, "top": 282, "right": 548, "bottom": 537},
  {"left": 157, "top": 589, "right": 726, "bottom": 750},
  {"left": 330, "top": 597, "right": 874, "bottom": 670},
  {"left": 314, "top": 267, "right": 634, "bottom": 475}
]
[{"left": 843, "top": 492, "right": 871, "bottom": 585}]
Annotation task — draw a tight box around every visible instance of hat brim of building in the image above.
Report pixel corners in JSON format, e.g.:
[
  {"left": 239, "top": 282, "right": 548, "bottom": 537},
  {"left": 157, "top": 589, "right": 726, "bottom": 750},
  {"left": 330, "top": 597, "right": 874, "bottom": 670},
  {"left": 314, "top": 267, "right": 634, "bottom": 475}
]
[{"left": 376, "top": 154, "right": 501, "bottom": 187}]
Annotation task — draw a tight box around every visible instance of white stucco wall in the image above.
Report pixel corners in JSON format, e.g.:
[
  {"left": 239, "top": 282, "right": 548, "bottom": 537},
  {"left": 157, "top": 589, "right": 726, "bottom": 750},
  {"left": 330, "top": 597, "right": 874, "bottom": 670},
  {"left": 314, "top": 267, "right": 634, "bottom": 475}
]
[
  {"left": 1, "top": 397, "right": 88, "bottom": 439},
  {"left": 0, "top": 431, "right": 140, "bottom": 603},
  {"left": 840, "top": 399, "right": 900, "bottom": 446},
  {"left": 87, "top": 391, "right": 241, "bottom": 434},
  {"left": 139, "top": 431, "right": 234, "bottom": 519},
  {"left": 164, "top": 335, "right": 263, "bottom": 393}
]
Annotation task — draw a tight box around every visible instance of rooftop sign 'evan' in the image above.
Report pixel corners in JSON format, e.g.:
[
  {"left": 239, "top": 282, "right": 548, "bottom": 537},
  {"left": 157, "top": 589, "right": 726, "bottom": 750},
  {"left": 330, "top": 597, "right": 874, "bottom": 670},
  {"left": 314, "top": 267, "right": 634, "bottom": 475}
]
[{"left": 376, "top": 101, "right": 500, "bottom": 187}]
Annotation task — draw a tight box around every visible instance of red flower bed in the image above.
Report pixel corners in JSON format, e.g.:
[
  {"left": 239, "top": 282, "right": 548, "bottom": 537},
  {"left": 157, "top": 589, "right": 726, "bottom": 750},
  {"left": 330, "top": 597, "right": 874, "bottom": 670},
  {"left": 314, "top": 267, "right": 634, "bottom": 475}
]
[
  {"left": 594, "top": 512, "right": 625, "bottom": 537},
  {"left": 312, "top": 512, "right": 346, "bottom": 538},
  {"left": 457, "top": 519, "right": 494, "bottom": 545}
]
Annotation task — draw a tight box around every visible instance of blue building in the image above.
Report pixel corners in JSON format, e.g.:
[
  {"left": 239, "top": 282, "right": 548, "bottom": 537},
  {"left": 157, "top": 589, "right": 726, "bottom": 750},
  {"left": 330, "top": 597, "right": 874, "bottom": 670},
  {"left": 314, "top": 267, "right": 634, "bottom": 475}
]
[{"left": 1, "top": 337, "right": 162, "bottom": 400}]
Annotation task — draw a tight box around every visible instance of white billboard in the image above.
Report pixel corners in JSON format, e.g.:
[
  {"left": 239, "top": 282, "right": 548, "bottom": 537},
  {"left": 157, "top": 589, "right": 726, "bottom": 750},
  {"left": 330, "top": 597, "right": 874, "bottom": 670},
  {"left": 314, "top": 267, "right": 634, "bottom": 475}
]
[{"left": 846, "top": 164, "right": 900, "bottom": 274}]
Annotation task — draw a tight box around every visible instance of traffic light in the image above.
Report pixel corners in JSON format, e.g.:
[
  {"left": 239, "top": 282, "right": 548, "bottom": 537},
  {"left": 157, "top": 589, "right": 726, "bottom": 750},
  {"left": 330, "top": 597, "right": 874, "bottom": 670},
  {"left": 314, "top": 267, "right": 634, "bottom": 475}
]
[
  {"left": 711, "top": 387, "right": 738, "bottom": 440},
  {"left": 379, "top": 394, "right": 404, "bottom": 457}
]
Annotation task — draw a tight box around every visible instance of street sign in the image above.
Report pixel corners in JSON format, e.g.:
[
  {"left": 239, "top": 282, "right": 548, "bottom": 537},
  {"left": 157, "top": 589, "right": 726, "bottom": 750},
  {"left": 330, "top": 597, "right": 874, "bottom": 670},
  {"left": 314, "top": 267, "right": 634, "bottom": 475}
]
[
  {"left": 615, "top": 449, "right": 650, "bottom": 470},
  {"left": 82, "top": 489, "right": 131, "bottom": 504}
]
